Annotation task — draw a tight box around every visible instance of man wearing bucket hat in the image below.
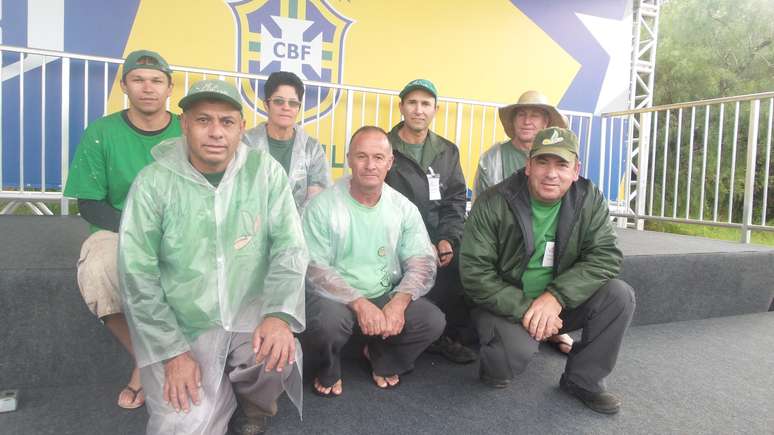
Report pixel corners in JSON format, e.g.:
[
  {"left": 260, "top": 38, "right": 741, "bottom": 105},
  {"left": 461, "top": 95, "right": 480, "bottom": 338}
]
[
  {"left": 63, "top": 49, "right": 180, "bottom": 410},
  {"left": 473, "top": 90, "right": 567, "bottom": 200},
  {"left": 385, "top": 79, "right": 476, "bottom": 365},
  {"left": 119, "top": 79, "right": 307, "bottom": 434},
  {"left": 461, "top": 127, "right": 635, "bottom": 414}
]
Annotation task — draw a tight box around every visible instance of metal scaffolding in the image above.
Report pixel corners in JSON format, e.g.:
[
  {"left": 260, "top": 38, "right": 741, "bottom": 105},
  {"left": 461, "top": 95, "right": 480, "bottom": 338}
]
[{"left": 625, "top": 0, "right": 663, "bottom": 229}]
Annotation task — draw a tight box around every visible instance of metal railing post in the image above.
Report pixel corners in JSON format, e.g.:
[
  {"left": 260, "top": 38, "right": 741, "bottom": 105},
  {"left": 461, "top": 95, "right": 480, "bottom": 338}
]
[
  {"left": 60, "top": 57, "right": 70, "bottom": 215},
  {"left": 599, "top": 116, "right": 607, "bottom": 191},
  {"left": 741, "top": 99, "right": 760, "bottom": 243},
  {"left": 635, "top": 112, "right": 652, "bottom": 230}
]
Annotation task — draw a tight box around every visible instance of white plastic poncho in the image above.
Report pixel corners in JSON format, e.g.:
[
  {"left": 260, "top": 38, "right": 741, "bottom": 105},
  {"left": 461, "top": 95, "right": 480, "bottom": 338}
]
[
  {"left": 473, "top": 141, "right": 506, "bottom": 202},
  {"left": 302, "top": 176, "right": 437, "bottom": 304},
  {"left": 243, "top": 122, "right": 332, "bottom": 211},
  {"left": 118, "top": 137, "right": 308, "bottom": 425}
]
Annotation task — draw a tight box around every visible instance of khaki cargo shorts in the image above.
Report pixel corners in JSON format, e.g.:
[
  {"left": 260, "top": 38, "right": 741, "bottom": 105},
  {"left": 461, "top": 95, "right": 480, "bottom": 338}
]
[{"left": 76, "top": 230, "right": 122, "bottom": 319}]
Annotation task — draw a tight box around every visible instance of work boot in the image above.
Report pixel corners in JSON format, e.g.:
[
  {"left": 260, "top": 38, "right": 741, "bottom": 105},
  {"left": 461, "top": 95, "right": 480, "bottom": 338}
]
[
  {"left": 426, "top": 335, "right": 478, "bottom": 364},
  {"left": 559, "top": 375, "right": 621, "bottom": 414}
]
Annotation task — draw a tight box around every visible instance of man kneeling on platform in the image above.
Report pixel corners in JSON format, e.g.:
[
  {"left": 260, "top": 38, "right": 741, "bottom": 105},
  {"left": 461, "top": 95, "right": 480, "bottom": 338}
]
[
  {"left": 119, "top": 80, "right": 308, "bottom": 434},
  {"left": 302, "top": 126, "right": 445, "bottom": 396},
  {"left": 460, "top": 127, "right": 635, "bottom": 414}
]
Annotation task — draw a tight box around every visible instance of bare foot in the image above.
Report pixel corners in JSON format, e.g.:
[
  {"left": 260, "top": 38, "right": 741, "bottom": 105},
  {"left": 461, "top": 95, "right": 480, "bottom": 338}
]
[
  {"left": 117, "top": 367, "right": 145, "bottom": 409},
  {"left": 548, "top": 333, "right": 573, "bottom": 354},
  {"left": 372, "top": 373, "right": 400, "bottom": 389},
  {"left": 363, "top": 346, "right": 400, "bottom": 388},
  {"left": 313, "top": 378, "right": 343, "bottom": 396}
]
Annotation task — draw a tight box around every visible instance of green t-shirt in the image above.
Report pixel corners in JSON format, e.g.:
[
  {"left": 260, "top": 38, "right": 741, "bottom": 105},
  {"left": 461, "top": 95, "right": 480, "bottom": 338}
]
[
  {"left": 63, "top": 111, "right": 181, "bottom": 232},
  {"left": 320, "top": 193, "right": 392, "bottom": 298},
  {"left": 393, "top": 136, "right": 428, "bottom": 169},
  {"left": 267, "top": 134, "right": 295, "bottom": 175},
  {"left": 501, "top": 142, "right": 529, "bottom": 179},
  {"left": 303, "top": 181, "right": 433, "bottom": 300},
  {"left": 521, "top": 197, "right": 561, "bottom": 299},
  {"left": 202, "top": 171, "right": 225, "bottom": 188}
]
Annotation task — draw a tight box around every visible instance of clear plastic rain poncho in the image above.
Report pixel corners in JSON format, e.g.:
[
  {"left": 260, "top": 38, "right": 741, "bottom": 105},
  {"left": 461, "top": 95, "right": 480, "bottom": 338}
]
[
  {"left": 118, "top": 137, "right": 308, "bottom": 428},
  {"left": 302, "top": 176, "right": 437, "bottom": 304},
  {"left": 243, "top": 122, "right": 332, "bottom": 211},
  {"left": 473, "top": 141, "right": 507, "bottom": 201}
]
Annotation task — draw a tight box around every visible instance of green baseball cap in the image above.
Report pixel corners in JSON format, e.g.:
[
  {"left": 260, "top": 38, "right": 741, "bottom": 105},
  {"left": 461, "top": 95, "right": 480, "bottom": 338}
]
[
  {"left": 122, "top": 50, "right": 172, "bottom": 80},
  {"left": 399, "top": 78, "right": 438, "bottom": 100},
  {"left": 530, "top": 127, "right": 579, "bottom": 162},
  {"left": 178, "top": 79, "right": 243, "bottom": 112}
]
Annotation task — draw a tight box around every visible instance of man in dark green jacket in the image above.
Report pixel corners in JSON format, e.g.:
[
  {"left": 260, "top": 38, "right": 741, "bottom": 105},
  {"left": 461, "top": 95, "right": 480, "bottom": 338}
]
[
  {"left": 386, "top": 79, "right": 476, "bottom": 364},
  {"left": 461, "top": 127, "right": 635, "bottom": 414}
]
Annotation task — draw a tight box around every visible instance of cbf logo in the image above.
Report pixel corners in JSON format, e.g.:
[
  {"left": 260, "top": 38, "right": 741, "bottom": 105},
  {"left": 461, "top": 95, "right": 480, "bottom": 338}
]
[{"left": 228, "top": 0, "right": 353, "bottom": 123}]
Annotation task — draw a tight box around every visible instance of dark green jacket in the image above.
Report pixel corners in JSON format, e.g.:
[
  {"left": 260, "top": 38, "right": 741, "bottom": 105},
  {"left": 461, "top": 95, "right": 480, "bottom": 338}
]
[
  {"left": 460, "top": 169, "right": 622, "bottom": 321},
  {"left": 386, "top": 122, "right": 467, "bottom": 247}
]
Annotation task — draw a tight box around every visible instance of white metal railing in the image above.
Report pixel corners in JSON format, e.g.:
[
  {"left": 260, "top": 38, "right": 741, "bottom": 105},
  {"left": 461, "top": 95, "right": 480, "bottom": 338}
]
[
  {"left": 0, "top": 45, "right": 593, "bottom": 214},
  {"left": 601, "top": 92, "right": 774, "bottom": 242}
]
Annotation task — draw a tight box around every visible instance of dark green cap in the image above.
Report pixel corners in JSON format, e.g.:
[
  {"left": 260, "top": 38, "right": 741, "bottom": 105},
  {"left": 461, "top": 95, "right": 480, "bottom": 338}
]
[
  {"left": 178, "top": 79, "right": 243, "bottom": 112},
  {"left": 530, "top": 127, "right": 579, "bottom": 162},
  {"left": 122, "top": 50, "right": 172, "bottom": 80},
  {"left": 399, "top": 78, "right": 438, "bottom": 100}
]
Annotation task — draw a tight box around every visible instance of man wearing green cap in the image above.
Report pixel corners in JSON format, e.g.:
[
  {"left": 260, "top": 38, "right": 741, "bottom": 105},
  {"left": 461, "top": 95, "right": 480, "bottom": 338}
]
[
  {"left": 119, "top": 79, "right": 307, "bottom": 434},
  {"left": 461, "top": 127, "right": 635, "bottom": 414},
  {"left": 385, "top": 79, "right": 476, "bottom": 364},
  {"left": 474, "top": 91, "right": 573, "bottom": 355},
  {"left": 63, "top": 49, "right": 180, "bottom": 410}
]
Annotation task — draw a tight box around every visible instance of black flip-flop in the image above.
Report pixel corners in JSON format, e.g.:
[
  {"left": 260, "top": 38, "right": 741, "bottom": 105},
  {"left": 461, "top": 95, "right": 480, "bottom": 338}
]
[
  {"left": 311, "top": 378, "right": 341, "bottom": 398},
  {"left": 371, "top": 373, "right": 400, "bottom": 390},
  {"left": 118, "top": 385, "right": 144, "bottom": 409}
]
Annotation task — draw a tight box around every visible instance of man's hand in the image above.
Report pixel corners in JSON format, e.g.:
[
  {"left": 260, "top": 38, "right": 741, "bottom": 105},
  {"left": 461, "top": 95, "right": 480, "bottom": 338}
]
[
  {"left": 253, "top": 316, "right": 296, "bottom": 372},
  {"left": 163, "top": 351, "right": 201, "bottom": 413},
  {"left": 349, "top": 298, "right": 387, "bottom": 336},
  {"left": 522, "top": 292, "right": 563, "bottom": 341},
  {"left": 436, "top": 240, "right": 454, "bottom": 268},
  {"left": 381, "top": 292, "right": 411, "bottom": 338}
]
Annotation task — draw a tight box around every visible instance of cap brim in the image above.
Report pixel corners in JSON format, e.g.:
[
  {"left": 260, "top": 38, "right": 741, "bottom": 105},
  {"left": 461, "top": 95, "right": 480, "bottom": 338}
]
[
  {"left": 498, "top": 103, "right": 567, "bottom": 139},
  {"left": 178, "top": 92, "right": 242, "bottom": 112},
  {"left": 399, "top": 85, "right": 437, "bottom": 100},
  {"left": 530, "top": 146, "right": 577, "bottom": 162}
]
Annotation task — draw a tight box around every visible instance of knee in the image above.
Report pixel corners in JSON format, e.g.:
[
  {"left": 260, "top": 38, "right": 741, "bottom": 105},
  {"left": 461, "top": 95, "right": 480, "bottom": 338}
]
[
  {"left": 411, "top": 299, "right": 446, "bottom": 340},
  {"left": 426, "top": 304, "right": 446, "bottom": 340},
  {"left": 604, "top": 279, "right": 636, "bottom": 314},
  {"left": 305, "top": 306, "right": 352, "bottom": 343}
]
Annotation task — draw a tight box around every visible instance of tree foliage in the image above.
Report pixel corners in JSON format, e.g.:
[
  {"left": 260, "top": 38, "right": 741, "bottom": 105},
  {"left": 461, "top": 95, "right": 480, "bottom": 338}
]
[
  {"left": 656, "top": 0, "right": 774, "bottom": 105},
  {"left": 650, "top": 0, "right": 774, "bottom": 225}
]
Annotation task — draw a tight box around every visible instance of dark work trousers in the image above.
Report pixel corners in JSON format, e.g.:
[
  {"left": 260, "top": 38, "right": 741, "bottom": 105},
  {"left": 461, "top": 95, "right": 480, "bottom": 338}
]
[
  {"left": 303, "top": 291, "right": 445, "bottom": 387},
  {"left": 426, "top": 256, "right": 474, "bottom": 342},
  {"left": 473, "top": 279, "right": 635, "bottom": 393}
]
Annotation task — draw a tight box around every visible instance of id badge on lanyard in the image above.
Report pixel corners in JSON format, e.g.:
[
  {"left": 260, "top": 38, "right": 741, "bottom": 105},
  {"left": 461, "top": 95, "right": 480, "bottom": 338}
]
[{"left": 427, "top": 166, "right": 441, "bottom": 201}]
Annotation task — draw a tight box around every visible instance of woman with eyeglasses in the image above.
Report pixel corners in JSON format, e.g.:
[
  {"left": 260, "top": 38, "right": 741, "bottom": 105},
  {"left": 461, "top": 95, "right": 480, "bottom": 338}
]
[{"left": 243, "top": 71, "right": 332, "bottom": 211}]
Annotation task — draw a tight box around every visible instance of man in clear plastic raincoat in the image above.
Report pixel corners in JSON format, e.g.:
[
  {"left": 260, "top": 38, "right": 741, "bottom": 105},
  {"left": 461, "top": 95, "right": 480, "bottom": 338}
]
[
  {"left": 118, "top": 79, "right": 308, "bottom": 435},
  {"left": 301, "top": 126, "right": 445, "bottom": 397},
  {"left": 242, "top": 71, "right": 331, "bottom": 211}
]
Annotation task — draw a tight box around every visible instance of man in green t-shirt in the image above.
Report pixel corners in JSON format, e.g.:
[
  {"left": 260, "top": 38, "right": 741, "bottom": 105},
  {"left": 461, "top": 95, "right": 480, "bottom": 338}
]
[
  {"left": 302, "top": 126, "right": 445, "bottom": 397},
  {"left": 461, "top": 128, "right": 635, "bottom": 415},
  {"left": 62, "top": 50, "right": 181, "bottom": 410},
  {"left": 473, "top": 90, "right": 566, "bottom": 201},
  {"left": 385, "top": 79, "right": 475, "bottom": 365}
]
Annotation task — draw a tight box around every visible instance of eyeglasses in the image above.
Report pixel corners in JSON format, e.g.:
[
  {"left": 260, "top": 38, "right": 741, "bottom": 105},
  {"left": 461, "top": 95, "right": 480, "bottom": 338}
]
[{"left": 269, "top": 97, "right": 302, "bottom": 109}]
